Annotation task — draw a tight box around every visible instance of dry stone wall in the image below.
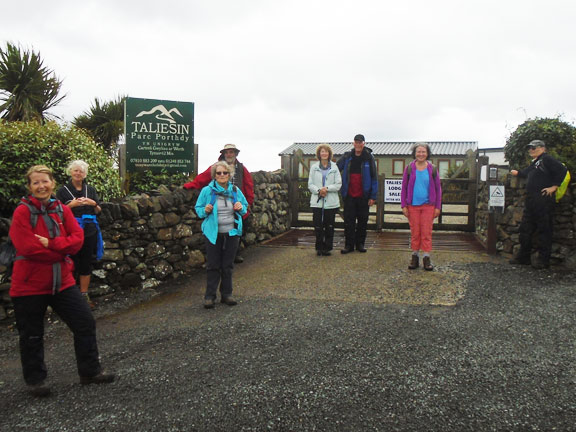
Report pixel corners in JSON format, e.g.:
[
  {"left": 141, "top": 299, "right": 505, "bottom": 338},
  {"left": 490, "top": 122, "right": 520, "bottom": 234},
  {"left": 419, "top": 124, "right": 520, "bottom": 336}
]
[
  {"left": 476, "top": 174, "right": 576, "bottom": 268},
  {"left": 0, "top": 170, "right": 290, "bottom": 320}
]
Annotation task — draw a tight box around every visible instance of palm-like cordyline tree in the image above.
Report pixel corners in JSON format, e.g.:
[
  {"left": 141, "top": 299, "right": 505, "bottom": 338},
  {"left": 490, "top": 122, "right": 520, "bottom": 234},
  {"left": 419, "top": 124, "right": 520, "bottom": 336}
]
[
  {"left": 0, "top": 42, "right": 65, "bottom": 122},
  {"left": 73, "top": 95, "right": 126, "bottom": 158}
]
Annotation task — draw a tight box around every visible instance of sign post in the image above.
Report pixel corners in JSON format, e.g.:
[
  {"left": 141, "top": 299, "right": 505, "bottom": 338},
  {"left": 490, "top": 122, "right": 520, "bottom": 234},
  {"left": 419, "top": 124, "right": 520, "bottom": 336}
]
[
  {"left": 124, "top": 97, "right": 194, "bottom": 174},
  {"left": 384, "top": 179, "right": 403, "bottom": 203},
  {"left": 489, "top": 185, "right": 505, "bottom": 208},
  {"left": 486, "top": 166, "right": 505, "bottom": 254}
]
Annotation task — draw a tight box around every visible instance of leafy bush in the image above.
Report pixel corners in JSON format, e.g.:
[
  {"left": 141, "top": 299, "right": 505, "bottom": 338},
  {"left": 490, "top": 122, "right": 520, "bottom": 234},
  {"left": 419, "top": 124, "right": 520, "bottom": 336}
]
[
  {"left": 127, "top": 170, "right": 192, "bottom": 195},
  {"left": 0, "top": 121, "right": 122, "bottom": 217},
  {"left": 504, "top": 117, "right": 576, "bottom": 174}
]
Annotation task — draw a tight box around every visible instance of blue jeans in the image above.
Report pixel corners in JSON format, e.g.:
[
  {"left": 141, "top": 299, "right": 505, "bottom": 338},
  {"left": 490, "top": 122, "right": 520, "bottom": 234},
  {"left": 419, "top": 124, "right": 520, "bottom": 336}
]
[
  {"left": 204, "top": 234, "right": 240, "bottom": 300},
  {"left": 12, "top": 286, "right": 102, "bottom": 385}
]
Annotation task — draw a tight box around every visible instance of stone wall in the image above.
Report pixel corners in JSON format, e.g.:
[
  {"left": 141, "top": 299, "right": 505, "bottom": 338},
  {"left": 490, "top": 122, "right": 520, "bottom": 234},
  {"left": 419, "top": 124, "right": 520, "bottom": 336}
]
[
  {"left": 0, "top": 170, "right": 291, "bottom": 320},
  {"left": 476, "top": 174, "right": 576, "bottom": 268}
]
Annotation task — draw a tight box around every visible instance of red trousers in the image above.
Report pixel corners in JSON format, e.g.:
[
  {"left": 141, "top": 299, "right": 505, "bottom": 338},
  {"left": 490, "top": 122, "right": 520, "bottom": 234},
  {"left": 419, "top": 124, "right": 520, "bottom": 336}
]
[{"left": 407, "top": 204, "right": 435, "bottom": 252}]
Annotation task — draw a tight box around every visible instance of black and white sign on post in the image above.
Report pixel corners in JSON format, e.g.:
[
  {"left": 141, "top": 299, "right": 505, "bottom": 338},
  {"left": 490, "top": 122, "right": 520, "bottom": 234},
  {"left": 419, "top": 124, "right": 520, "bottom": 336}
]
[
  {"left": 384, "top": 179, "right": 403, "bottom": 203},
  {"left": 489, "top": 185, "right": 505, "bottom": 212}
]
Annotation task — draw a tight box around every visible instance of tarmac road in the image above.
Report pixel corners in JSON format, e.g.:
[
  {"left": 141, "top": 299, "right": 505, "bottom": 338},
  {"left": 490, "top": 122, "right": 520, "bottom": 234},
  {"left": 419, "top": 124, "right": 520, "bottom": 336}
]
[{"left": 0, "top": 244, "right": 574, "bottom": 431}]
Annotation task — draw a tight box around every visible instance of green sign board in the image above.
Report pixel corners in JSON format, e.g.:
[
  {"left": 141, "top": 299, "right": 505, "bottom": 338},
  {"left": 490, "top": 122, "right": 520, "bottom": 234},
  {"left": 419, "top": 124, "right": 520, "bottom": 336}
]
[{"left": 125, "top": 97, "right": 194, "bottom": 173}]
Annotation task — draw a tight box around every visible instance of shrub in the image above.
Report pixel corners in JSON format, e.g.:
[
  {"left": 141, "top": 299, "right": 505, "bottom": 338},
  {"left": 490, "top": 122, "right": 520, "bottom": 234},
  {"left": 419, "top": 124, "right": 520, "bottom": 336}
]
[
  {"left": 504, "top": 117, "right": 576, "bottom": 174},
  {"left": 127, "top": 170, "right": 192, "bottom": 195},
  {"left": 0, "top": 121, "right": 122, "bottom": 217}
]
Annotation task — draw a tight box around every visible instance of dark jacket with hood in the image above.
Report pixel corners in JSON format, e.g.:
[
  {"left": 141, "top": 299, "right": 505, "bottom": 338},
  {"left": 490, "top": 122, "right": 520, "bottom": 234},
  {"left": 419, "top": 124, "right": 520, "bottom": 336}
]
[
  {"left": 517, "top": 152, "right": 567, "bottom": 196},
  {"left": 336, "top": 147, "right": 378, "bottom": 200}
]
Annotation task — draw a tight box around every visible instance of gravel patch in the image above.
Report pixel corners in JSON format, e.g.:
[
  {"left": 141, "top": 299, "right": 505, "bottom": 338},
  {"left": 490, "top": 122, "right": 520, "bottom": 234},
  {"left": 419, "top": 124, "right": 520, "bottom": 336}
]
[{"left": 0, "top": 246, "right": 574, "bottom": 431}]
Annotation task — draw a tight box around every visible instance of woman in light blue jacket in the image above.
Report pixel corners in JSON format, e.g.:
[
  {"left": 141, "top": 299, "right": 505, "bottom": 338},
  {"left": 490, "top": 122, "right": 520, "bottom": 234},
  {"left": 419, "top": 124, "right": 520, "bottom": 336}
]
[
  {"left": 195, "top": 161, "right": 248, "bottom": 308},
  {"left": 308, "top": 144, "right": 342, "bottom": 256}
]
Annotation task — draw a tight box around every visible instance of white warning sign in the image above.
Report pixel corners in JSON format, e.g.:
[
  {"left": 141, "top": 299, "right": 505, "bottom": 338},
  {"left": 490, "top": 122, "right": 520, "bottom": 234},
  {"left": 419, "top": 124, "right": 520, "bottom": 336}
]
[{"left": 489, "top": 185, "right": 505, "bottom": 207}]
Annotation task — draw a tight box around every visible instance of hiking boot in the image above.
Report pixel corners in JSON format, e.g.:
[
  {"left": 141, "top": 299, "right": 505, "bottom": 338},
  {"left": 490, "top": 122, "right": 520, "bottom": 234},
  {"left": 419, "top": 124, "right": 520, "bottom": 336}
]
[
  {"left": 80, "top": 371, "right": 115, "bottom": 385},
  {"left": 234, "top": 255, "right": 244, "bottom": 264},
  {"left": 532, "top": 257, "right": 550, "bottom": 270},
  {"left": 321, "top": 251, "right": 332, "bottom": 256},
  {"left": 356, "top": 244, "right": 367, "bottom": 253},
  {"left": 408, "top": 255, "right": 419, "bottom": 270},
  {"left": 341, "top": 246, "right": 354, "bottom": 254},
  {"left": 423, "top": 256, "right": 434, "bottom": 271},
  {"left": 204, "top": 299, "right": 215, "bottom": 309},
  {"left": 221, "top": 297, "right": 237, "bottom": 306},
  {"left": 27, "top": 382, "right": 51, "bottom": 397},
  {"left": 509, "top": 256, "right": 531, "bottom": 265}
]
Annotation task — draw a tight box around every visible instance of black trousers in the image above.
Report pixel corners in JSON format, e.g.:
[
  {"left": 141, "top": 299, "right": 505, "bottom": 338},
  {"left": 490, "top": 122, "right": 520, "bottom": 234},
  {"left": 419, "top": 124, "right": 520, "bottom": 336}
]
[
  {"left": 237, "top": 214, "right": 252, "bottom": 256},
  {"left": 312, "top": 207, "right": 337, "bottom": 252},
  {"left": 205, "top": 234, "right": 240, "bottom": 300},
  {"left": 518, "top": 195, "right": 555, "bottom": 262},
  {"left": 343, "top": 195, "right": 369, "bottom": 248},
  {"left": 73, "top": 230, "right": 98, "bottom": 276},
  {"left": 12, "top": 286, "right": 101, "bottom": 385}
]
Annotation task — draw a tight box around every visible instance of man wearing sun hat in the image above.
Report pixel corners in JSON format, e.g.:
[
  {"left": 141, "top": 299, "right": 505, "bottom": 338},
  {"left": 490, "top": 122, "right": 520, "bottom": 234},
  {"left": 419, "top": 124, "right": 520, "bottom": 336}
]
[
  {"left": 509, "top": 139, "right": 567, "bottom": 269},
  {"left": 184, "top": 144, "right": 254, "bottom": 263}
]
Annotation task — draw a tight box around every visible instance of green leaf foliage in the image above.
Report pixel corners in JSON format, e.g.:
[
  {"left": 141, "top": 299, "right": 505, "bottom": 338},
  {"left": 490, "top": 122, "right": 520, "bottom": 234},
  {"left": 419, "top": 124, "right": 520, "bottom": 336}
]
[
  {"left": 0, "top": 42, "right": 65, "bottom": 123},
  {"left": 128, "top": 169, "right": 192, "bottom": 195},
  {"left": 0, "top": 120, "right": 122, "bottom": 217},
  {"left": 73, "top": 95, "right": 125, "bottom": 157},
  {"left": 504, "top": 117, "right": 576, "bottom": 174}
]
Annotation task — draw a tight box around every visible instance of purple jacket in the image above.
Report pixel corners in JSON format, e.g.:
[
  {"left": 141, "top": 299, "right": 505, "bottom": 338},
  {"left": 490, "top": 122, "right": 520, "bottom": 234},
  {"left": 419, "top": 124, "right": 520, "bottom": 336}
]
[{"left": 400, "top": 161, "right": 442, "bottom": 209}]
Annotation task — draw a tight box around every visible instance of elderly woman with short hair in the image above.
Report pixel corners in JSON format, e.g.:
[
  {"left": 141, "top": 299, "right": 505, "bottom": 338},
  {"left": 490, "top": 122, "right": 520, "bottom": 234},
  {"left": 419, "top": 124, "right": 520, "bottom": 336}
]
[
  {"left": 56, "top": 160, "right": 103, "bottom": 309},
  {"left": 195, "top": 161, "right": 249, "bottom": 309}
]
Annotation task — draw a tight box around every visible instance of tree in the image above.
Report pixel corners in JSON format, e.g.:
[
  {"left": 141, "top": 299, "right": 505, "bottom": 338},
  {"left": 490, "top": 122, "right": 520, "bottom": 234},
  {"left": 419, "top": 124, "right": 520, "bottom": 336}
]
[
  {"left": 73, "top": 95, "right": 125, "bottom": 158},
  {"left": 504, "top": 117, "right": 576, "bottom": 175},
  {"left": 0, "top": 42, "right": 65, "bottom": 122},
  {"left": 0, "top": 121, "right": 122, "bottom": 217}
]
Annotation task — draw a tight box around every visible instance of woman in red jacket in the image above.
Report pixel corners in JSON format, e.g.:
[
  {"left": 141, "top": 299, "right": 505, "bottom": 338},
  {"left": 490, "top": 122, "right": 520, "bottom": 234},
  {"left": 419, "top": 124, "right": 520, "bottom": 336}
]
[{"left": 9, "top": 165, "right": 114, "bottom": 397}]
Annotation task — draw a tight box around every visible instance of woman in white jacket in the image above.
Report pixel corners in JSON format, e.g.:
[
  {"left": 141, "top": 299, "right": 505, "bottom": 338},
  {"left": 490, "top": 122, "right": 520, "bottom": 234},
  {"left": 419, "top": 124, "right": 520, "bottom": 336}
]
[{"left": 308, "top": 144, "right": 342, "bottom": 256}]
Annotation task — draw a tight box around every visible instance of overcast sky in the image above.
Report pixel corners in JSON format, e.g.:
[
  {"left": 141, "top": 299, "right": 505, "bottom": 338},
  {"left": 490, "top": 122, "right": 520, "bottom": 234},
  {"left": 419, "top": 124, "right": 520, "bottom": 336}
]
[{"left": 3, "top": 0, "right": 576, "bottom": 171}]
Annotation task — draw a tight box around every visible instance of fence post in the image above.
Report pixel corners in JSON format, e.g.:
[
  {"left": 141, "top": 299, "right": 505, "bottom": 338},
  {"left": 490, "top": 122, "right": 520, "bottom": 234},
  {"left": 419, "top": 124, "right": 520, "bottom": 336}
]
[
  {"left": 376, "top": 175, "right": 385, "bottom": 231},
  {"left": 288, "top": 152, "right": 300, "bottom": 227}
]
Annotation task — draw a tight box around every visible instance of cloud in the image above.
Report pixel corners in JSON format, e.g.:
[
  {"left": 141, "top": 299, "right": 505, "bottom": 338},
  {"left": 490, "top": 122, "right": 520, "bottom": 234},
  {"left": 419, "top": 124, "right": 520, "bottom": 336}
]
[{"left": 2, "top": 0, "right": 576, "bottom": 170}]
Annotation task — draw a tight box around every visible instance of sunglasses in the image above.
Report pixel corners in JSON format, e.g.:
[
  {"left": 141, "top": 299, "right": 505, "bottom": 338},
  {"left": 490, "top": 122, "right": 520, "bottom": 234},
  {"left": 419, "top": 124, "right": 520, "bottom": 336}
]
[
  {"left": 527, "top": 146, "right": 538, "bottom": 150},
  {"left": 215, "top": 171, "right": 229, "bottom": 175}
]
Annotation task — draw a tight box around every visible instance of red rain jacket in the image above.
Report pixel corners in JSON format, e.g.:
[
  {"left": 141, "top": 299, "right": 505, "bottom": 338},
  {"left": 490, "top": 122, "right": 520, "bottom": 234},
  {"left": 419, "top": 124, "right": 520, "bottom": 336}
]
[{"left": 9, "top": 196, "right": 84, "bottom": 297}]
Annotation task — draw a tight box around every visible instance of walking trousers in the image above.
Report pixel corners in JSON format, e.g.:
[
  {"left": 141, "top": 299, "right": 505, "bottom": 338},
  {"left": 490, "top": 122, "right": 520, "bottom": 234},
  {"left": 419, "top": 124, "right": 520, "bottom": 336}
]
[
  {"left": 518, "top": 195, "right": 555, "bottom": 262},
  {"left": 312, "top": 207, "right": 337, "bottom": 252},
  {"left": 205, "top": 234, "right": 240, "bottom": 300},
  {"left": 12, "top": 286, "right": 102, "bottom": 385},
  {"left": 343, "top": 195, "right": 369, "bottom": 248}
]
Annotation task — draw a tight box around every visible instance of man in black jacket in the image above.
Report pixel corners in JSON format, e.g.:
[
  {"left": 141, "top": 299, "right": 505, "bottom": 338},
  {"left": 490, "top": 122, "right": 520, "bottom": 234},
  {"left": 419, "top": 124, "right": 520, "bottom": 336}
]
[{"left": 509, "top": 140, "right": 567, "bottom": 269}]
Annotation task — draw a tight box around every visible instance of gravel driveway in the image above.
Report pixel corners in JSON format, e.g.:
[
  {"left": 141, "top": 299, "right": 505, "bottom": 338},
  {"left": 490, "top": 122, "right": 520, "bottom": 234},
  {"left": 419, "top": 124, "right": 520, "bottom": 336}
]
[{"left": 0, "top": 244, "right": 574, "bottom": 431}]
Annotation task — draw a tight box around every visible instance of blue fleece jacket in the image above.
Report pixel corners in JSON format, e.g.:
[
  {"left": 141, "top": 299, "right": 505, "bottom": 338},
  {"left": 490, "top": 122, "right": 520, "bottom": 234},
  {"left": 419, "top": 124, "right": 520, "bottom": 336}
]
[
  {"left": 195, "top": 180, "right": 248, "bottom": 245},
  {"left": 336, "top": 148, "right": 378, "bottom": 200}
]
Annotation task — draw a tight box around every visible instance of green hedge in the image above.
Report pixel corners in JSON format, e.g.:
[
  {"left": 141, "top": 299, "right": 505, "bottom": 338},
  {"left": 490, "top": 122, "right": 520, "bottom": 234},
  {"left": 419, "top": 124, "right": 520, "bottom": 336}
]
[
  {"left": 0, "top": 121, "right": 122, "bottom": 217},
  {"left": 504, "top": 117, "right": 576, "bottom": 174}
]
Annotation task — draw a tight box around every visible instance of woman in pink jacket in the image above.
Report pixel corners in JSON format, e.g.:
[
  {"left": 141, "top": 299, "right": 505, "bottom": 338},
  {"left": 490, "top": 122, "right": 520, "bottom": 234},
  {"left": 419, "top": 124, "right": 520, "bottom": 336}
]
[{"left": 400, "top": 143, "right": 442, "bottom": 271}]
